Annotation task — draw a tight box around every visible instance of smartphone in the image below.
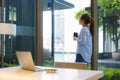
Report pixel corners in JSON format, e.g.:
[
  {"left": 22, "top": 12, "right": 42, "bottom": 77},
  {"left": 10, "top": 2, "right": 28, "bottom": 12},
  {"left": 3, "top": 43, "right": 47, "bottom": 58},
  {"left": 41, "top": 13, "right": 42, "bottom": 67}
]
[{"left": 73, "top": 32, "right": 78, "bottom": 37}]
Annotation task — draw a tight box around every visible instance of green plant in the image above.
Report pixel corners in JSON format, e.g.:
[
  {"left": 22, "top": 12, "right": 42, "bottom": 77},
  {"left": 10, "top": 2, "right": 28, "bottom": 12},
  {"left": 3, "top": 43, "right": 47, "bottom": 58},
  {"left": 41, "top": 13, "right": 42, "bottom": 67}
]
[
  {"left": 75, "top": 9, "right": 89, "bottom": 20},
  {"left": 99, "top": 67, "right": 120, "bottom": 80},
  {"left": 43, "top": 60, "right": 53, "bottom": 67},
  {"left": 4, "top": 63, "right": 18, "bottom": 67}
]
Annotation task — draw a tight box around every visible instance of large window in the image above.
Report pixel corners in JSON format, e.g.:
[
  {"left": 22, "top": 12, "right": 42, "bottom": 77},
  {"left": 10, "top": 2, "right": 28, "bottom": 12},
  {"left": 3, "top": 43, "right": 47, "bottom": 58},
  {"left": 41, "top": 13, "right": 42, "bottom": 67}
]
[
  {"left": 97, "top": 0, "right": 120, "bottom": 79},
  {"left": 54, "top": 0, "right": 91, "bottom": 62}
]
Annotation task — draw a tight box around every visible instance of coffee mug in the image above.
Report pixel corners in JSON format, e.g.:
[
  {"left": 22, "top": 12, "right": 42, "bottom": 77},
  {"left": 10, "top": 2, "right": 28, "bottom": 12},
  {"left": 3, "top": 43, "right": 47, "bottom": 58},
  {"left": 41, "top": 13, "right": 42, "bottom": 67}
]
[{"left": 73, "top": 32, "right": 78, "bottom": 37}]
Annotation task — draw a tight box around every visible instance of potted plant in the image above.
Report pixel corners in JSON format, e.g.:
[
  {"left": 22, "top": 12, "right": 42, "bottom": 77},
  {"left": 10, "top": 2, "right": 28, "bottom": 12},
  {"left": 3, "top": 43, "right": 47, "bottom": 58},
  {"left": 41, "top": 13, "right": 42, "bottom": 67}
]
[{"left": 112, "top": 49, "right": 120, "bottom": 61}]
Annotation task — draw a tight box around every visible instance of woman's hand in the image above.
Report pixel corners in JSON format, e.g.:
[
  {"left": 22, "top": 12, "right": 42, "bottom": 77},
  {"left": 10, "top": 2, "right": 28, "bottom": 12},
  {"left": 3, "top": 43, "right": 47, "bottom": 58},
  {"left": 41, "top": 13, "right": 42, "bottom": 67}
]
[{"left": 73, "top": 36, "right": 78, "bottom": 41}]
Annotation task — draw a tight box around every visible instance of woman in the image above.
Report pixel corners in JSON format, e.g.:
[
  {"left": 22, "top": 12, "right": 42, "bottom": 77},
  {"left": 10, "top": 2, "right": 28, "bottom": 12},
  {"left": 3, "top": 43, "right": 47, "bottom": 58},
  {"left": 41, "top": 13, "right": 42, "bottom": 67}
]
[{"left": 73, "top": 14, "right": 94, "bottom": 63}]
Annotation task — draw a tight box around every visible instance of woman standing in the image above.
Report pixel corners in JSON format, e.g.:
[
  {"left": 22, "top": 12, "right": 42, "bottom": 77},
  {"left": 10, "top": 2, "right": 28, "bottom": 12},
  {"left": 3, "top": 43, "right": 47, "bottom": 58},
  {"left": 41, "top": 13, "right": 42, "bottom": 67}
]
[{"left": 73, "top": 14, "right": 94, "bottom": 63}]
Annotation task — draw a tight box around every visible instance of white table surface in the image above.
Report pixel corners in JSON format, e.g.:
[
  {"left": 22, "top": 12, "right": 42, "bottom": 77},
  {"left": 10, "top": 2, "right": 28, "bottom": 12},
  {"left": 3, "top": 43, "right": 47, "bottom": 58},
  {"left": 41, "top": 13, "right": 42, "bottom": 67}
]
[{"left": 0, "top": 66, "right": 104, "bottom": 80}]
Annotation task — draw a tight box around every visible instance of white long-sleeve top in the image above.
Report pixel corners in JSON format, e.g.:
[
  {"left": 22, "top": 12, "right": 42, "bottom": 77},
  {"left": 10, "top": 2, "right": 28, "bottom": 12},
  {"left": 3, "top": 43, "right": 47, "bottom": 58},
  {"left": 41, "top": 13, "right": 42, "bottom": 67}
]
[{"left": 76, "top": 27, "right": 92, "bottom": 62}]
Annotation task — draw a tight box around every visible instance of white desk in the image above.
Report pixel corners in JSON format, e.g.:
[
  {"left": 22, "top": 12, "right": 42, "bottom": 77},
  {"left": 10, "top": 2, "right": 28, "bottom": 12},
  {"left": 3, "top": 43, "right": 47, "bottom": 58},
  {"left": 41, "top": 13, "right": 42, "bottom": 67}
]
[{"left": 0, "top": 67, "right": 103, "bottom": 80}]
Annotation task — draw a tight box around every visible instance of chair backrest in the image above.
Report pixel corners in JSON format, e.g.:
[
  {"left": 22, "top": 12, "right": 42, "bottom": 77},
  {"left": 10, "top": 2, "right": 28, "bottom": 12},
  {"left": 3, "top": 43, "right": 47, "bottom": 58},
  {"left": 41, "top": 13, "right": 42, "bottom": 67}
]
[{"left": 55, "top": 62, "right": 87, "bottom": 70}]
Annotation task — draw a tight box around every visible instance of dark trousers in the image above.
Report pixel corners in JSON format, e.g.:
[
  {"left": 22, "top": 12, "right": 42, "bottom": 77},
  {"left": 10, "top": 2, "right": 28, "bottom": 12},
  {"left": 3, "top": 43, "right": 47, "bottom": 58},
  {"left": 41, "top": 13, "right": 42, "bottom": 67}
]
[{"left": 75, "top": 54, "right": 87, "bottom": 63}]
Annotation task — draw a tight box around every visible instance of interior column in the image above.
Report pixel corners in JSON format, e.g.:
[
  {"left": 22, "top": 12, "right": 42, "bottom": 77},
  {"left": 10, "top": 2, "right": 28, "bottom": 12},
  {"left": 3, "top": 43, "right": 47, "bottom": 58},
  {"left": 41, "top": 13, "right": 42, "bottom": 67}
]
[{"left": 91, "top": 0, "right": 98, "bottom": 70}]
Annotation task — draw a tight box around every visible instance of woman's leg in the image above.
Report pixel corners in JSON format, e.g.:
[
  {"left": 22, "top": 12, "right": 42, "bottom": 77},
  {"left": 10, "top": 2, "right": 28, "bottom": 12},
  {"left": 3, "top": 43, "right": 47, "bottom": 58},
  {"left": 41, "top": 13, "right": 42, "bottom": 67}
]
[{"left": 75, "top": 54, "right": 86, "bottom": 63}]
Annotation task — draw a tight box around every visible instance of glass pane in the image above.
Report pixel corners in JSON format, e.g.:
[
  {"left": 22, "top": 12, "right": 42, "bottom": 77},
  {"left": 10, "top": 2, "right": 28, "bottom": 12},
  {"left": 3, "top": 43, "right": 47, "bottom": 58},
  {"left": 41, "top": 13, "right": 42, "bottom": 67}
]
[
  {"left": 43, "top": 1, "right": 53, "bottom": 67},
  {"left": 54, "top": 0, "right": 91, "bottom": 62},
  {"left": 98, "top": 0, "right": 120, "bottom": 79},
  {"left": 2, "top": 0, "right": 36, "bottom": 67}
]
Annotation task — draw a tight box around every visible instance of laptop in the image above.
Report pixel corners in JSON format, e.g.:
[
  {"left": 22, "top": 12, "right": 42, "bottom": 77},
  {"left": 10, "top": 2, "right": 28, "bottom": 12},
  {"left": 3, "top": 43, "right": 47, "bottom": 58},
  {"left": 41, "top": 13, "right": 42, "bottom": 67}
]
[{"left": 16, "top": 51, "right": 44, "bottom": 71}]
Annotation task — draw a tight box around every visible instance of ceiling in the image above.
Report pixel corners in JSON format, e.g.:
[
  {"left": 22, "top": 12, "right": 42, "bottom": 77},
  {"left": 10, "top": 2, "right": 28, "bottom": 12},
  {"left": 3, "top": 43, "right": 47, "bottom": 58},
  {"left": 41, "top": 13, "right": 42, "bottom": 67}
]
[{"left": 43, "top": 0, "right": 74, "bottom": 11}]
